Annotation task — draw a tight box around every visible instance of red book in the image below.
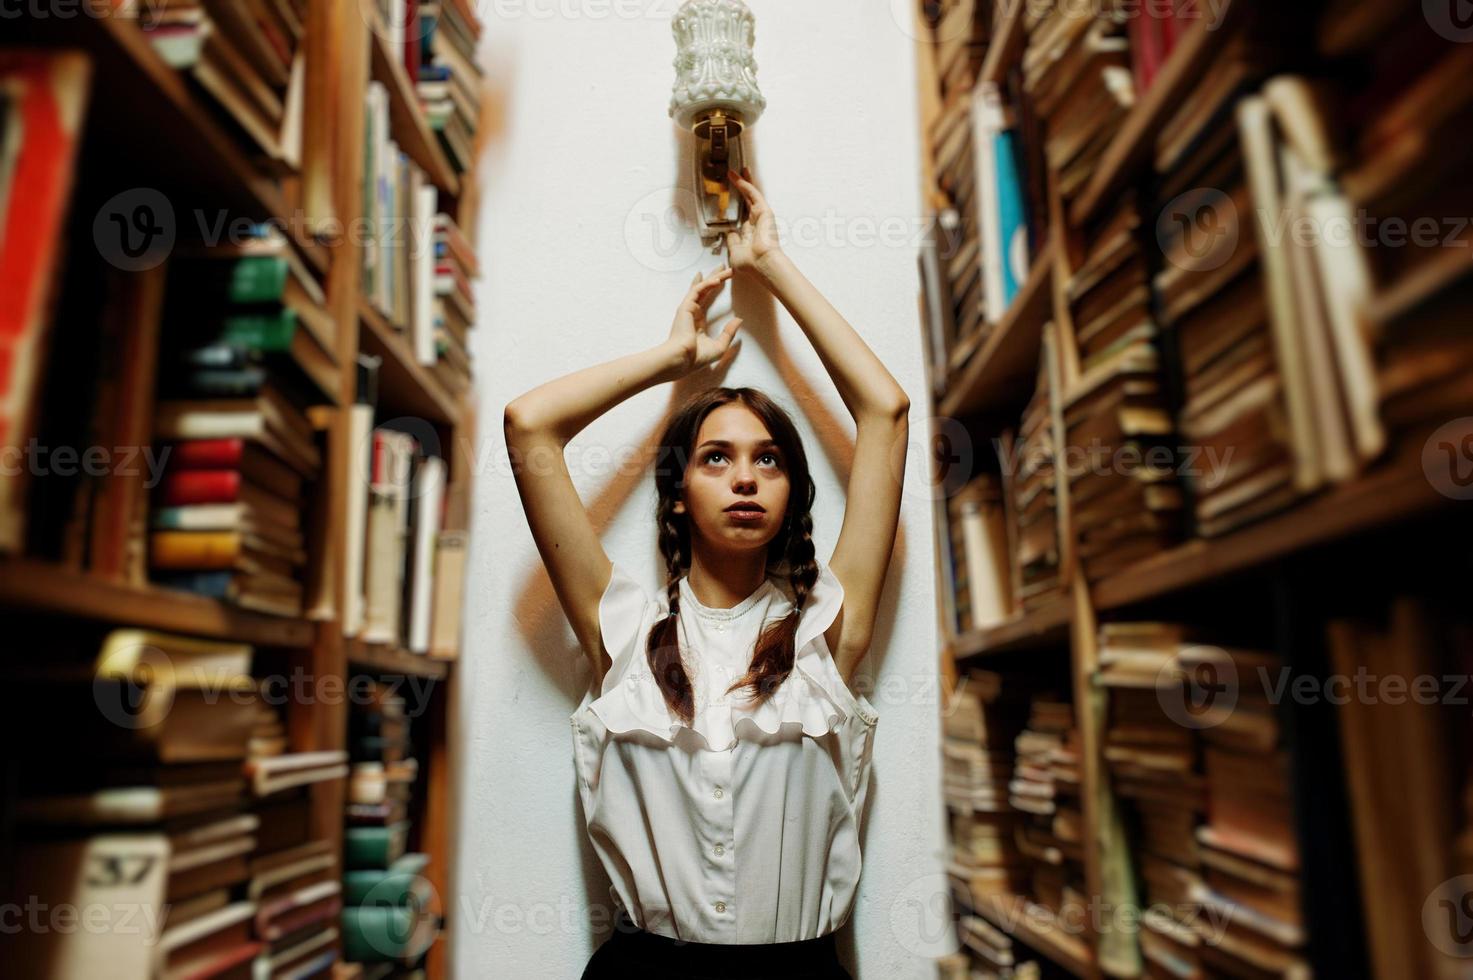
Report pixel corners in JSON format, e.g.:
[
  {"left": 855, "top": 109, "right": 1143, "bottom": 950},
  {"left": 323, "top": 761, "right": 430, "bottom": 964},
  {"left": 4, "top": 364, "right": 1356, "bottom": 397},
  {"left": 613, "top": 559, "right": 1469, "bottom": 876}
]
[
  {"left": 1128, "top": 10, "right": 1165, "bottom": 94},
  {"left": 159, "top": 470, "right": 244, "bottom": 506},
  {"left": 0, "top": 52, "right": 91, "bottom": 551},
  {"left": 404, "top": 0, "right": 422, "bottom": 82},
  {"left": 169, "top": 437, "right": 249, "bottom": 470}
]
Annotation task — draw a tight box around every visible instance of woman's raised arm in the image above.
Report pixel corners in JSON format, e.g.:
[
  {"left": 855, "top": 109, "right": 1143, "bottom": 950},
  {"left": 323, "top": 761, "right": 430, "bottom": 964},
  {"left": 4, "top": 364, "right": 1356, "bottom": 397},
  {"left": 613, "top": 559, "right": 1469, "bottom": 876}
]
[
  {"left": 503, "top": 267, "right": 740, "bottom": 676},
  {"left": 724, "top": 168, "right": 910, "bottom": 685}
]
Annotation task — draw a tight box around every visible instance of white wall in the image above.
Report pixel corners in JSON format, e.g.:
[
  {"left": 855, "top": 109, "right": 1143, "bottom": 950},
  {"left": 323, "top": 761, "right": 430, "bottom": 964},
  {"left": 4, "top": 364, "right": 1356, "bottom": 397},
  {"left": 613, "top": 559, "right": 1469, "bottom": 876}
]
[{"left": 457, "top": 2, "right": 950, "bottom": 975}]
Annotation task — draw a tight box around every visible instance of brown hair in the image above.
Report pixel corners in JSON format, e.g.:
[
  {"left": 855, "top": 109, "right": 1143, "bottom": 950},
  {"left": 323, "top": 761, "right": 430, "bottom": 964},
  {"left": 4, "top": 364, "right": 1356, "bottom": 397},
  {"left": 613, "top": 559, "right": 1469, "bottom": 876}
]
[{"left": 646, "top": 387, "right": 817, "bottom": 726}]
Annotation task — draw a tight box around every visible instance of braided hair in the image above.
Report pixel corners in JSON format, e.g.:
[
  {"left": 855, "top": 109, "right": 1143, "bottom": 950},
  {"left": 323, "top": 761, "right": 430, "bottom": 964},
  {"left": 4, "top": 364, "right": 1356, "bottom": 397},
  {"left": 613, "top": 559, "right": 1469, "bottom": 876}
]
[{"left": 645, "top": 387, "right": 818, "bottom": 726}]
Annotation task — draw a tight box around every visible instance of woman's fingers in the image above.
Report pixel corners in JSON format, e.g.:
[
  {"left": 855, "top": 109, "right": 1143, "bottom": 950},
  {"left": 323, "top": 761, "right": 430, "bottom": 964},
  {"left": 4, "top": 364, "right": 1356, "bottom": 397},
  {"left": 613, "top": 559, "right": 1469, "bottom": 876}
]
[{"left": 727, "top": 167, "right": 766, "bottom": 212}]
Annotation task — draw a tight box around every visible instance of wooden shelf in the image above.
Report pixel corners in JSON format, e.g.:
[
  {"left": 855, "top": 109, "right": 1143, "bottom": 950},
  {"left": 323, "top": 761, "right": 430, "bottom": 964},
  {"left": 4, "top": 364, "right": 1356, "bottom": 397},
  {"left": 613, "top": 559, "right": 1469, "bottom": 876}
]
[
  {"left": 950, "top": 595, "right": 1073, "bottom": 659},
  {"left": 0, "top": 559, "right": 317, "bottom": 648},
  {"left": 939, "top": 240, "right": 1056, "bottom": 420},
  {"left": 13, "top": 15, "right": 330, "bottom": 276},
  {"left": 348, "top": 639, "right": 451, "bottom": 679},
  {"left": 978, "top": 0, "right": 1028, "bottom": 87},
  {"left": 1069, "top": 0, "right": 1247, "bottom": 226},
  {"left": 969, "top": 891, "right": 1096, "bottom": 979},
  {"left": 1093, "top": 437, "right": 1450, "bottom": 610},
  {"left": 369, "top": 12, "right": 460, "bottom": 197},
  {"left": 359, "top": 299, "right": 462, "bottom": 426}
]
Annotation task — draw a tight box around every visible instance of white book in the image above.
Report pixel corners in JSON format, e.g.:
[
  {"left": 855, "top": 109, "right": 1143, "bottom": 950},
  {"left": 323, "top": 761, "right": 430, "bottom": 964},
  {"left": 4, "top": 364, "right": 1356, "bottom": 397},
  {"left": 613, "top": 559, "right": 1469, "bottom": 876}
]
[
  {"left": 413, "top": 182, "right": 439, "bottom": 365},
  {"left": 408, "top": 456, "right": 447, "bottom": 652},
  {"left": 343, "top": 404, "right": 376, "bottom": 637}
]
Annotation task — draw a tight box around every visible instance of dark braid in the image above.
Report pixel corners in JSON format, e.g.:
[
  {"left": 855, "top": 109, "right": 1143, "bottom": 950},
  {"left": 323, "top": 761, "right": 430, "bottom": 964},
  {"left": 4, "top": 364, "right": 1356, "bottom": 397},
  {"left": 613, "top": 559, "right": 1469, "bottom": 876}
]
[{"left": 643, "top": 387, "right": 817, "bottom": 727}]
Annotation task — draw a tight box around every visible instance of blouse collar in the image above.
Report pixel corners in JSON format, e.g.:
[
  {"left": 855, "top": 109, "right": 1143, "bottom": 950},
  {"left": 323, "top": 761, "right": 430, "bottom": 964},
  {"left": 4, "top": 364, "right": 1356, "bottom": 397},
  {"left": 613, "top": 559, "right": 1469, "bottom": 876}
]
[{"left": 678, "top": 572, "right": 778, "bottom": 622}]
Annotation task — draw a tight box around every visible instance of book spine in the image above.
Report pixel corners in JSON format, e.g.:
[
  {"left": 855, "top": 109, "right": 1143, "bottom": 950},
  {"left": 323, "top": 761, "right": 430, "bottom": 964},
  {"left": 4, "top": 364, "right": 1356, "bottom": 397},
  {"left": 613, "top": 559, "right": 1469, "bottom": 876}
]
[{"left": 158, "top": 470, "right": 243, "bottom": 506}]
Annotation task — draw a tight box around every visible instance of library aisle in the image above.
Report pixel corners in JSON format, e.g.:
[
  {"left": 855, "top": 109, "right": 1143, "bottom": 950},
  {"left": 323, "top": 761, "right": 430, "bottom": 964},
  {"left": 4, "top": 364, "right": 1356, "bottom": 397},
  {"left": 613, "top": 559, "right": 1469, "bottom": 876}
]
[{"left": 5, "top": 1, "right": 1472, "bottom": 979}]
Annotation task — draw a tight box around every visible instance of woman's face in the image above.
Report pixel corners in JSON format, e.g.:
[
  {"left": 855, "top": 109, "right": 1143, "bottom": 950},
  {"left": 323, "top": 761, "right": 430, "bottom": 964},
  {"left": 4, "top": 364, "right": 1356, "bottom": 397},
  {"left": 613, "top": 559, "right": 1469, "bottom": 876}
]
[{"left": 675, "top": 404, "right": 792, "bottom": 556}]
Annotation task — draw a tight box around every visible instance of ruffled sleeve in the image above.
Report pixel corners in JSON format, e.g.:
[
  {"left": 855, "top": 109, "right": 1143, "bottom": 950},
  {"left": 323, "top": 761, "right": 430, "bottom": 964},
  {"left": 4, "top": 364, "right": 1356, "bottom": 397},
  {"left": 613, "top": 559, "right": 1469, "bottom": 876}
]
[{"left": 579, "top": 556, "right": 878, "bottom": 754}]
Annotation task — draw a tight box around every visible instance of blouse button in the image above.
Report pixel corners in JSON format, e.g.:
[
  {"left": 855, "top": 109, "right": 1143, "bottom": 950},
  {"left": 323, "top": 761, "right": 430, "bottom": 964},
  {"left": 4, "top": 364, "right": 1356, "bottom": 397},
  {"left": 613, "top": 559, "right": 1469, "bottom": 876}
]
[
  {"left": 715, "top": 901, "right": 727, "bottom": 914},
  {"left": 713, "top": 786, "right": 724, "bottom": 799},
  {"left": 714, "top": 843, "right": 725, "bottom": 856}
]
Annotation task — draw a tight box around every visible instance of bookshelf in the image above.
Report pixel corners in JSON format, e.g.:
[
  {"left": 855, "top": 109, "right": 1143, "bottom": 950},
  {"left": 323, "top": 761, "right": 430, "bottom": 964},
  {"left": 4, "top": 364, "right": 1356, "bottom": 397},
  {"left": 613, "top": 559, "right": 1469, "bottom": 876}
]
[
  {"left": 5, "top": 0, "right": 483, "bottom": 976},
  {"left": 921, "top": 2, "right": 1472, "bottom": 978}
]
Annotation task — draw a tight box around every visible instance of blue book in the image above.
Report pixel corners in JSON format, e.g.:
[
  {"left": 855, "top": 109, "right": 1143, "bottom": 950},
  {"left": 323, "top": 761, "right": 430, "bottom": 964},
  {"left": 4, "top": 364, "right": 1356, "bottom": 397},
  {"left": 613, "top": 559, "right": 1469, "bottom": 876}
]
[{"left": 993, "top": 127, "right": 1030, "bottom": 307}]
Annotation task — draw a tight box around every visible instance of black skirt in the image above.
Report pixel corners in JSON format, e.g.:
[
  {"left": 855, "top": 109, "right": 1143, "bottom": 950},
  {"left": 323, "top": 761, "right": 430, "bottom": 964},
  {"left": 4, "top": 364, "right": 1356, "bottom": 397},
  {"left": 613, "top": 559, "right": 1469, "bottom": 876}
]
[{"left": 579, "top": 909, "right": 854, "bottom": 980}]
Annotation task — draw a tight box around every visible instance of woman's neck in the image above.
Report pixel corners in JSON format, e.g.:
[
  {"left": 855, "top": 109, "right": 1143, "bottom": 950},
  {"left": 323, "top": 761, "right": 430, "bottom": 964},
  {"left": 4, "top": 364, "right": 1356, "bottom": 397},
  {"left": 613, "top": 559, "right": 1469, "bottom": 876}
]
[{"left": 684, "top": 553, "right": 769, "bottom": 610}]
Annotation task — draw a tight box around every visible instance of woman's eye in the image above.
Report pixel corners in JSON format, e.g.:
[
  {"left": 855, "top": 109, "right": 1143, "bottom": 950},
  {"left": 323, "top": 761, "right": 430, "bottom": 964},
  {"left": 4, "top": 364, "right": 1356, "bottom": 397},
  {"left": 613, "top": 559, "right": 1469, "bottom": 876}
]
[
  {"left": 705, "top": 451, "right": 725, "bottom": 464},
  {"left": 760, "top": 453, "right": 780, "bottom": 466}
]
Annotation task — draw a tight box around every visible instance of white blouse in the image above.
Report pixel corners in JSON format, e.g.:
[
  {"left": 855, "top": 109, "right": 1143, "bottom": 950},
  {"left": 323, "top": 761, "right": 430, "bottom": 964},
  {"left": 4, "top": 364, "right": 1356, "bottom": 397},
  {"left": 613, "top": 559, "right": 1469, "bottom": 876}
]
[{"left": 569, "top": 555, "right": 880, "bottom": 944}]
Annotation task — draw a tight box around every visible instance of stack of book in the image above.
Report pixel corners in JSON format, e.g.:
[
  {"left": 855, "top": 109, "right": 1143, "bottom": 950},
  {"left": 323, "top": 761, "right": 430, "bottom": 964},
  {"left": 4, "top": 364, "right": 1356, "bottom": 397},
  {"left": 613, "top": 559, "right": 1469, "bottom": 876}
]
[
  {"left": 11, "top": 630, "right": 263, "bottom": 976},
  {"left": 242, "top": 704, "right": 348, "bottom": 977},
  {"left": 929, "top": 92, "right": 986, "bottom": 378},
  {"left": 357, "top": 428, "right": 450, "bottom": 653},
  {"left": 1097, "top": 623, "right": 1208, "bottom": 978},
  {"left": 1329, "top": 8, "right": 1473, "bottom": 439},
  {"left": 341, "top": 679, "right": 439, "bottom": 966},
  {"left": 1063, "top": 200, "right": 1183, "bottom": 579},
  {"left": 432, "top": 212, "right": 478, "bottom": 395},
  {"left": 1172, "top": 643, "right": 1306, "bottom": 977},
  {"left": 413, "top": 0, "right": 484, "bottom": 175},
  {"left": 363, "top": 78, "right": 440, "bottom": 360},
  {"left": 1021, "top": 0, "right": 1133, "bottom": 207},
  {"left": 943, "top": 669, "right": 1027, "bottom": 902},
  {"left": 1149, "top": 37, "right": 1293, "bottom": 539},
  {"left": 140, "top": 0, "right": 308, "bottom": 169},
  {"left": 1009, "top": 696, "right": 1085, "bottom": 919},
  {"left": 955, "top": 914, "right": 1044, "bottom": 979},
  {"left": 944, "top": 473, "right": 1013, "bottom": 634},
  {"left": 1003, "top": 342, "right": 1063, "bottom": 610},
  {"left": 149, "top": 233, "right": 333, "bottom": 617}
]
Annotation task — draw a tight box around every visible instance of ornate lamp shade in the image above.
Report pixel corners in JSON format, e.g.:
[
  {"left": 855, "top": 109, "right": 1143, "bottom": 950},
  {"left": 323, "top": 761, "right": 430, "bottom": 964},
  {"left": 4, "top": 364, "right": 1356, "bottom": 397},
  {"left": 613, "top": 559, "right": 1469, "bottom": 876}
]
[{"left": 668, "top": 0, "right": 766, "bottom": 131}]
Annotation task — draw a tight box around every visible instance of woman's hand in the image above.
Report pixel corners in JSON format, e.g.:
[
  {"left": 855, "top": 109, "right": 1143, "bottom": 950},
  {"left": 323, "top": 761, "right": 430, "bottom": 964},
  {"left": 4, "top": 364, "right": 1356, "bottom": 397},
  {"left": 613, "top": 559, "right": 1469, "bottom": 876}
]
[
  {"left": 666, "top": 265, "right": 741, "bottom": 376},
  {"left": 724, "top": 167, "right": 783, "bottom": 274}
]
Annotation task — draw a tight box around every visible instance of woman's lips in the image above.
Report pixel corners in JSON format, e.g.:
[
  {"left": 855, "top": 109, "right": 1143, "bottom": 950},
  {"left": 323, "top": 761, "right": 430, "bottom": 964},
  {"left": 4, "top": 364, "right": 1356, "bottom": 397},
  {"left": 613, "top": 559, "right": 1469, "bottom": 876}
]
[{"left": 725, "top": 508, "right": 765, "bottom": 522}]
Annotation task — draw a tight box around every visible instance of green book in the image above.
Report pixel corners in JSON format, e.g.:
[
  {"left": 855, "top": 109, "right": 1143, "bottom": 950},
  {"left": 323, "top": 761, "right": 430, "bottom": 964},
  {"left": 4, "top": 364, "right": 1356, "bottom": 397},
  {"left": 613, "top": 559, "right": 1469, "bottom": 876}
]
[
  {"left": 227, "top": 256, "right": 289, "bottom": 303},
  {"left": 344, "top": 821, "right": 411, "bottom": 870},
  {"left": 219, "top": 308, "right": 299, "bottom": 351},
  {"left": 342, "top": 852, "right": 431, "bottom": 906},
  {"left": 341, "top": 901, "right": 437, "bottom": 963}
]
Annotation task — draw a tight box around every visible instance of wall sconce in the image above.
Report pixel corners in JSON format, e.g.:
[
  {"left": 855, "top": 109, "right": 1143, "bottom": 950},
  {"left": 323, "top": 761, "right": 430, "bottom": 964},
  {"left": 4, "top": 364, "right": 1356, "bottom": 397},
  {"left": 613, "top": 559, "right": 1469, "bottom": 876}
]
[{"left": 669, "top": 0, "right": 766, "bottom": 239}]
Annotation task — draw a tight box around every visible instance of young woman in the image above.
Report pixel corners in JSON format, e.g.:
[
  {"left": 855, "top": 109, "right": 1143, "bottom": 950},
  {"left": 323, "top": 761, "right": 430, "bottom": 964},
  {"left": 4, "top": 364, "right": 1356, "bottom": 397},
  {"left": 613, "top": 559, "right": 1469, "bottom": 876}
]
[{"left": 505, "top": 169, "right": 909, "bottom": 978}]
